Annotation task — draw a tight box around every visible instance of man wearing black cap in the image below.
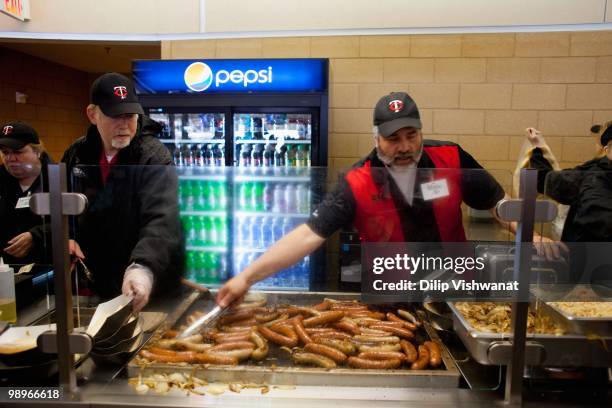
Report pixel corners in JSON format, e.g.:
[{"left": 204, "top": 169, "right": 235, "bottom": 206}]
[
  {"left": 62, "top": 72, "right": 183, "bottom": 311},
  {"left": 0, "top": 121, "right": 53, "bottom": 264},
  {"left": 216, "top": 91, "right": 517, "bottom": 308},
  {"left": 527, "top": 122, "right": 612, "bottom": 242}
]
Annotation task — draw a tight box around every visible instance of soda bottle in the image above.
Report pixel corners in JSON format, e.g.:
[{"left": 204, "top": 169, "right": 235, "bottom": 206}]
[
  {"left": 236, "top": 115, "right": 247, "bottom": 139},
  {"left": 261, "top": 216, "right": 272, "bottom": 247},
  {"left": 296, "top": 119, "right": 306, "bottom": 139},
  {"left": 285, "top": 145, "right": 296, "bottom": 167},
  {"left": 240, "top": 144, "right": 252, "bottom": 167},
  {"left": 285, "top": 184, "right": 297, "bottom": 212},
  {"left": 183, "top": 144, "right": 194, "bottom": 167},
  {"left": 212, "top": 144, "right": 223, "bottom": 167},
  {"left": 196, "top": 251, "right": 208, "bottom": 283},
  {"left": 235, "top": 143, "right": 243, "bottom": 167},
  {"left": 263, "top": 143, "right": 274, "bottom": 168},
  {"left": 252, "top": 182, "right": 264, "bottom": 211},
  {"left": 193, "top": 180, "right": 205, "bottom": 211},
  {"left": 296, "top": 183, "right": 309, "bottom": 213},
  {"left": 273, "top": 183, "right": 286, "bottom": 212},
  {"left": 173, "top": 114, "right": 183, "bottom": 139},
  {"left": 203, "top": 144, "right": 213, "bottom": 166},
  {"left": 216, "top": 181, "right": 227, "bottom": 210},
  {"left": 271, "top": 217, "right": 282, "bottom": 243},
  {"left": 214, "top": 116, "right": 224, "bottom": 139},
  {"left": 182, "top": 216, "right": 195, "bottom": 246},
  {"left": 301, "top": 256, "right": 311, "bottom": 288},
  {"left": 252, "top": 116, "right": 263, "bottom": 139},
  {"left": 203, "top": 181, "right": 215, "bottom": 211},
  {"left": 245, "top": 116, "right": 253, "bottom": 140},
  {"left": 304, "top": 145, "right": 311, "bottom": 167},
  {"left": 195, "top": 216, "right": 205, "bottom": 246},
  {"left": 238, "top": 218, "right": 251, "bottom": 247},
  {"left": 203, "top": 216, "right": 215, "bottom": 246},
  {"left": 263, "top": 182, "right": 273, "bottom": 211},
  {"left": 184, "top": 180, "right": 195, "bottom": 211},
  {"left": 215, "top": 217, "right": 227, "bottom": 246},
  {"left": 185, "top": 251, "right": 197, "bottom": 280},
  {"left": 218, "top": 254, "right": 228, "bottom": 281},
  {"left": 295, "top": 145, "right": 306, "bottom": 167},
  {"left": 177, "top": 179, "right": 185, "bottom": 211},
  {"left": 251, "top": 144, "right": 263, "bottom": 168},
  {"left": 173, "top": 144, "right": 183, "bottom": 166},
  {"left": 218, "top": 145, "right": 225, "bottom": 167},
  {"left": 207, "top": 253, "right": 220, "bottom": 283},
  {"left": 251, "top": 217, "right": 262, "bottom": 249},
  {"left": 194, "top": 144, "right": 204, "bottom": 167},
  {"left": 274, "top": 146, "right": 285, "bottom": 168},
  {"left": 282, "top": 217, "right": 293, "bottom": 235}
]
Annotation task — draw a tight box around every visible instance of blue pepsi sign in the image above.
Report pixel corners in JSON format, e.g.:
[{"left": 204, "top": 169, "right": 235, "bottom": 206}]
[{"left": 133, "top": 59, "right": 327, "bottom": 94}]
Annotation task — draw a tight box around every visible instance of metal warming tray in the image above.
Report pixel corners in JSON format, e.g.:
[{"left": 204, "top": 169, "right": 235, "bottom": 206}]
[
  {"left": 448, "top": 302, "right": 612, "bottom": 367},
  {"left": 128, "top": 291, "right": 460, "bottom": 388}
]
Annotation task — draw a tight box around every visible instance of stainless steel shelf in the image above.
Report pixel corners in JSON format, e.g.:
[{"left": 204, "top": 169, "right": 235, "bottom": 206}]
[
  {"left": 234, "top": 211, "right": 309, "bottom": 218},
  {"left": 180, "top": 211, "right": 227, "bottom": 217},
  {"left": 185, "top": 246, "right": 227, "bottom": 252},
  {"left": 235, "top": 139, "right": 311, "bottom": 144},
  {"left": 160, "top": 138, "right": 225, "bottom": 144}
]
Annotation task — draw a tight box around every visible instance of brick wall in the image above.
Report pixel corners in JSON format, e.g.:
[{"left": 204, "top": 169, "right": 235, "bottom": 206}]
[
  {"left": 164, "top": 31, "right": 612, "bottom": 183},
  {"left": 0, "top": 47, "right": 90, "bottom": 162}
]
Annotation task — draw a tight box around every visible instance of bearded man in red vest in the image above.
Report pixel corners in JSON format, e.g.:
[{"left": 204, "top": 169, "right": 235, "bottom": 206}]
[{"left": 217, "top": 92, "right": 557, "bottom": 307}]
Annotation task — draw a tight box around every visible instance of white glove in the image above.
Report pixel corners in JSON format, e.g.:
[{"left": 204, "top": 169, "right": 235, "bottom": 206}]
[{"left": 122, "top": 264, "right": 154, "bottom": 312}]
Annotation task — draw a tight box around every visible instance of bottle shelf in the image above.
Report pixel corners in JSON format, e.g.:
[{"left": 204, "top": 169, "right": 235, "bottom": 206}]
[
  {"left": 235, "top": 139, "right": 311, "bottom": 144},
  {"left": 160, "top": 139, "right": 226, "bottom": 144},
  {"left": 233, "top": 174, "right": 310, "bottom": 182},
  {"left": 178, "top": 172, "right": 227, "bottom": 181},
  {"left": 186, "top": 246, "right": 227, "bottom": 253},
  {"left": 234, "top": 211, "right": 309, "bottom": 219},
  {"left": 181, "top": 211, "right": 227, "bottom": 217}
]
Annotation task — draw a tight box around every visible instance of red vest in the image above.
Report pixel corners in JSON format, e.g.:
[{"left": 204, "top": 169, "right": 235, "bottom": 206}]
[{"left": 345, "top": 145, "right": 466, "bottom": 242}]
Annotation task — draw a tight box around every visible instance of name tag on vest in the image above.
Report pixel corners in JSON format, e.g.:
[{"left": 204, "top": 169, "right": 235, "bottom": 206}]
[
  {"left": 15, "top": 196, "right": 31, "bottom": 209},
  {"left": 420, "top": 179, "right": 449, "bottom": 201}
]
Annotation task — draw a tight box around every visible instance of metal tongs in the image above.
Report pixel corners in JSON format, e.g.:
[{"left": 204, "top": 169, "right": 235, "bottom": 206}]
[{"left": 177, "top": 304, "right": 227, "bottom": 339}]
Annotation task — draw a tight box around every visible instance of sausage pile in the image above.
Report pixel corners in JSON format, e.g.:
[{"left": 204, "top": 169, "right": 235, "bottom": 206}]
[{"left": 138, "top": 298, "right": 443, "bottom": 371}]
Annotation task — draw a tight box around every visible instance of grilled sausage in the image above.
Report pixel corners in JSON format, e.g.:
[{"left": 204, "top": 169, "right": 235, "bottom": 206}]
[
  {"left": 259, "top": 325, "right": 298, "bottom": 347},
  {"left": 357, "top": 351, "right": 407, "bottom": 361},
  {"left": 347, "top": 357, "right": 402, "bottom": 369},
  {"left": 368, "top": 324, "right": 414, "bottom": 339},
  {"left": 424, "top": 341, "right": 442, "bottom": 368},
  {"left": 292, "top": 351, "right": 336, "bottom": 369},
  {"left": 357, "top": 343, "right": 402, "bottom": 353},
  {"left": 314, "top": 338, "right": 357, "bottom": 355},
  {"left": 400, "top": 340, "right": 418, "bottom": 363},
  {"left": 411, "top": 345, "right": 430, "bottom": 370},
  {"left": 293, "top": 316, "right": 313, "bottom": 345},
  {"left": 386, "top": 312, "right": 418, "bottom": 331},
  {"left": 250, "top": 329, "right": 269, "bottom": 361},
  {"left": 304, "top": 342, "right": 348, "bottom": 364},
  {"left": 303, "top": 311, "right": 345, "bottom": 327}
]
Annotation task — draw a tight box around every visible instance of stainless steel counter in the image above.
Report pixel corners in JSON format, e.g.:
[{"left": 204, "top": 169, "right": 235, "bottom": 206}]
[{"left": 6, "top": 289, "right": 611, "bottom": 407}]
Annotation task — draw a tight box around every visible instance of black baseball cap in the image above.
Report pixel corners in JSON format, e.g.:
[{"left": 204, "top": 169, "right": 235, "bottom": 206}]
[
  {"left": 601, "top": 125, "right": 612, "bottom": 147},
  {"left": 373, "top": 91, "right": 422, "bottom": 137},
  {"left": 0, "top": 121, "right": 40, "bottom": 149},
  {"left": 90, "top": 72, "right": 144, "bottom": 117},
  {"left": 590, "top": 122, "right": 612, "bottom": 146}
]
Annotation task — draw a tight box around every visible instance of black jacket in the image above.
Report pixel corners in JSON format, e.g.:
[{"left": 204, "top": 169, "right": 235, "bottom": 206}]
[
  {"left": 61, "top": 116, "right": 184, "bottom": 299},
  {"left": 531, "top": 149, "right": 612, "bottom": 242},
  {"left": 0, "top": 153, "right": 53, "bottom": 265}
]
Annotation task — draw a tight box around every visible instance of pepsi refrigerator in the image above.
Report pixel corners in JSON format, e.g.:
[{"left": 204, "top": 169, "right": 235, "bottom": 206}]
[{"left": 132, "top": 59, "right": 329, "bottom": 291}]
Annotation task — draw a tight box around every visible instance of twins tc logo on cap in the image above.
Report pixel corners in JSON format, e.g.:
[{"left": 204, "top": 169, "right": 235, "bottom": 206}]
[
  {"left": 113, "top": 86, "right": 128, "bottom": 100},
  {"left": 2, "top": 125, "right": 13, "bottom": 135},
  {"left": 388, "top": 99, "right": 404, "bottom": 113}
]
